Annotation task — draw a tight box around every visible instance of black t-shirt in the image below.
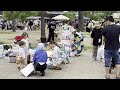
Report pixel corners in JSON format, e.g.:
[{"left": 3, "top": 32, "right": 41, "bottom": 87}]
[
  {"left": 101, "top": 24, "right": 120, "bottom": 50},
  {"left": 48, "top": 23, "right": 56, "bottom": 32},
  {"left": 91, "top": 28, "right": 102, "bottom": 46},
  {"left": 28, "top": 21, "right": 33, "bottom": 26}
]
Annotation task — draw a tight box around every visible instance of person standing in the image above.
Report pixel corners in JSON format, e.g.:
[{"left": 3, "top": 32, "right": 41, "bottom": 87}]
[
  {"left": 101, "top": 16, "right": 120, "bottom": 79},
  {"left": 47, "top": 19, "right": 56, "bottom": 42},
  {"left": 21, "top": 32, "right": 30, "bottom": 64},
  {"left": 17, "top": 41, "right": 26, "bottom": 70},
  {"left": 91, "top": 21, "right": 102, "bottom": 61},
  {"left": 28, "top": 20, "right": 33, "bottom": 31}
]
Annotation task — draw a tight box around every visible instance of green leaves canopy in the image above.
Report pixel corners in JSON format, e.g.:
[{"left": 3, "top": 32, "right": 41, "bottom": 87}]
[
  {"left": 3, "top": 11, "right": 38, "bottom": 21},
  {"left": 64, "top": 11, "right": 76, "bottom": 20}
]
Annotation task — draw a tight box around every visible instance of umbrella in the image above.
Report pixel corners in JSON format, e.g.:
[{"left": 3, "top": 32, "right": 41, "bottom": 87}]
[
  {"left": 52, "top": 15, "right": 70, "bottom": 20},
  {"left": 26, "top": 16, "right": 50, "bottom": 20},
  {"left": 26, "top": 16, "right": 41, "bottom": 20}
]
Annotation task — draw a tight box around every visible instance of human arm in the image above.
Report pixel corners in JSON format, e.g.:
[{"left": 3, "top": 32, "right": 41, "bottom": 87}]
[
  {"left": 101, "top": 28, "right": 105, "bottom": 45},
  {"left": 33, "top": 52, "right": 36, "bottom": 63},
  {"left": 43, "top": 51, "right": 48, "bottom": 62},
  {"left": 47, "top": 24, "right": 50, "bottom": 29},
  {"left": 90, "top": 30, "right": 95, "bottom": 38}
]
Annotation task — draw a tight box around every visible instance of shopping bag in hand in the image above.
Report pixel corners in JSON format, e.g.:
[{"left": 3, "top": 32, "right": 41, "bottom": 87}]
[{"left": 97, "top": 45, "right": 104, "bottom": 60}]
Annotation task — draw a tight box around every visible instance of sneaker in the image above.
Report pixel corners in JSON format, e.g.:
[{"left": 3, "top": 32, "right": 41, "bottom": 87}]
[
  {"left": 54, "top": 67, "right": 62, "bottom": 70},
  {"left": 41, "top": 72, "right": 45, "bottom": 76},
  {"left": 116, "top": 75, "right": 120, "bottom": 79},
  {"left": 93, "top": 59, "right": 97, "bottom": 61},
  {"left": 66, "top": 61, "right": 70, "bottom": 64},
  {"left": 105, "top": 75, "right": 110, "bottom": 79}
]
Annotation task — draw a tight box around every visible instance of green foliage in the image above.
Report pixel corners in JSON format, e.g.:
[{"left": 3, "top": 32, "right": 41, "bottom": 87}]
[
  {"left": 3, "top": 11, "right": 38, "bottom": 21},
  {"left": 64, "top": 11, "right": 76, "bottom": 20},
  {"left": 83, "top": 11, "right": 117, "bottom": 21}
]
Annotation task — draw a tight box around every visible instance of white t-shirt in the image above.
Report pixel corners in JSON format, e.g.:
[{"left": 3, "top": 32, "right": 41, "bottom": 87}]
[
  {"left": 21, "top": 38, "right": 29, "bottom": 56},
  {"left": 18, "top": 47, "right": 26, "bottom": 59},
  {"left": 21, "top": 38, "right": 29, "bottom": 48}
]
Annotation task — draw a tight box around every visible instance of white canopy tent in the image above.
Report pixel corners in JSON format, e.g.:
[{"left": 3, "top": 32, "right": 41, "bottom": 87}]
[{"left": 52, "top": 15, "right": 70, "bottom": 21}]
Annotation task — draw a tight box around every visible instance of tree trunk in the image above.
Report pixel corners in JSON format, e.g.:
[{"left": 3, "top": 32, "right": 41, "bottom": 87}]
[
  {"left": 40, "top": 11, "right": 46, "bottom": 43},
  {"left": 78, "top": 11, "right": 84, "bottom": 32},
  {"left": 12, "top": 19, "right": 16, "bottom": 32},
  {"left": 10, "top": 11, "right": 16, "bottom": 32}
]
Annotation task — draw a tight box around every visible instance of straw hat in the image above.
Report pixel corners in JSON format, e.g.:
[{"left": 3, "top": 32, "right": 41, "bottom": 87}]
[{"left": 94, "top": 21, "right": 101, "bottom": 27}]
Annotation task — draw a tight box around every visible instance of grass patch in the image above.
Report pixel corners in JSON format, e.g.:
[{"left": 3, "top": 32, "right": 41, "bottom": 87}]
[
  {"left": 0, "top": 41, "right": 7, "bottom": 44},
  {"left": 0, "top": 31, "right": 14, "bottom": 34},
  {"left": 84, "top": 45, "right": 92, "bottom": 52}
]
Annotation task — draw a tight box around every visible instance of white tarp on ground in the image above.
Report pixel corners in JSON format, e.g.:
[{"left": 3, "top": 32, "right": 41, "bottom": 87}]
[
  {"left": 21, "top": 63, "right": 34, "bottom": 77},
  {"left": 52, "top": 15, "right": 70, "bottom": 21}
]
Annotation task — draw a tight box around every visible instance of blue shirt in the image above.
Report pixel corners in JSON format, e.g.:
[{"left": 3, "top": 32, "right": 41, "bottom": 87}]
[{"left": 33, "top": 50, "right": 48, "bottom": 63}]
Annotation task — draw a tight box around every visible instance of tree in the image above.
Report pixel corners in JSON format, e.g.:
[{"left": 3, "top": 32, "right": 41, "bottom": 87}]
[
  {"left": 3, "top": 11, "right": 19, "bottom": 32},
  {"left": 18, "top": 11, "right": 38, "bottom": 22},
  {"left": 64, "top": 11, "right": 76, "bottom": 20},
  {"left": 83, "top": 11, "right": 117, "bottom": 21},
  {"left": 3, "top": 11, "right": 38, "bottom": 22},
  {"left": 40, "top": 11, "right": 46, "bottom": 43},
  {"left": 3, "top": 11, "right": 38, "bottom": 32},
  {"left": 78, "top": 11, "right": 84, "bottom": 32}
]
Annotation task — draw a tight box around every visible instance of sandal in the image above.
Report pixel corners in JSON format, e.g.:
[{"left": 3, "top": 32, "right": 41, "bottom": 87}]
[
  {"left": 54, "top": 67, "right": 62, "bottom": 70},
  {"left": 105, "top": 75, "right": 110, "bottom": 79},
  {"left": 116, "top": 75, "right": 120, "bottom": 79}
]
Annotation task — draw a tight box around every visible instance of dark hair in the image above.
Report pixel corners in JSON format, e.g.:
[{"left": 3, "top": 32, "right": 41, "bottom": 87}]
[
  {"left": 19, "top": 41, "right": 26, "bottom": 46},
  {"left": 105, "top": 16, "right": 114, "bottom": 22},
  {"left": 51, "top": 19, "right": 54, "bottom": 22},
  {"left": 21, "top": 32, "right": 29, "bottom": 38}
]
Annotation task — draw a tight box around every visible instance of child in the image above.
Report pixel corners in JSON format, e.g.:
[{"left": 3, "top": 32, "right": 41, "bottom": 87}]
[
  {"left": 17, "top": 41, "right": 26, "bottom": 70},
  {"left": 50, "top": 42, "right": 63, "bottom": 70},
  {"left": 21, "top": 32, "right": 30, "bottom": 64}
]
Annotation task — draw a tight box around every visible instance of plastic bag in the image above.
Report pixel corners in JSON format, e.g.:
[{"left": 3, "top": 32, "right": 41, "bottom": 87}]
[{"left": 97, "top": 45, "right": 104, "bottom": 60}]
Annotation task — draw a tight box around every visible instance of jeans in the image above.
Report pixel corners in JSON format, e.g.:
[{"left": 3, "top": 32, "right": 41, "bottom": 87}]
[
  {"left": 104, "top": 50, "right": 120, "bottom": 67},
  {"left": 92, "top": 46, "right": 98, "bottom": 60}
]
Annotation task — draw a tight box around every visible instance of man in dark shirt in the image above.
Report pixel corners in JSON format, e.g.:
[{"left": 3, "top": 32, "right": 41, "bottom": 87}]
[
  {"left": 101, "top": 16, "right": 120, "bottom": 79},
  {"left": 47, "top": 19, "right": 56, "bottom": 42},
  {"left": 28, "top": 20, "right": 33, "bottom": 31}
]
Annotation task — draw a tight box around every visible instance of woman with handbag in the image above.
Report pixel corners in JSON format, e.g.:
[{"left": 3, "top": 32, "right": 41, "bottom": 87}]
[{"left": 91, "top": 21, "right": 102, "bottom": 61}]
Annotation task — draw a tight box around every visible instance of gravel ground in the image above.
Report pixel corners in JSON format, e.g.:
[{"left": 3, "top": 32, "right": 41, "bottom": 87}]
[{"left": 0, "top": 29, "right": 117, "bottom": 79}]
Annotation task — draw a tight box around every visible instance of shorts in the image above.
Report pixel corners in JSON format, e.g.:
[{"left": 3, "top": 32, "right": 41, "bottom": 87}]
[{"left": 104, "top": 50, "right": 120, "bottom": 67}]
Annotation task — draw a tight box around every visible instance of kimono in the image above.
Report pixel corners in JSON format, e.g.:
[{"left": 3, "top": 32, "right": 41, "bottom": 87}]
[
  {"left": 74, "top": 31, "right": 85, "bottom": 54},
  {"left": 52, "top": 46, "right": 62, "bottom": 66}
]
